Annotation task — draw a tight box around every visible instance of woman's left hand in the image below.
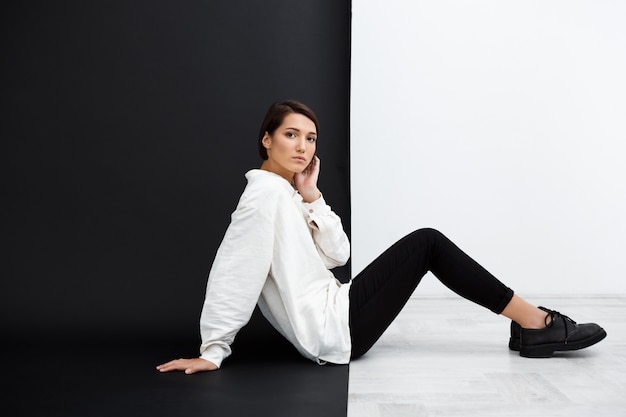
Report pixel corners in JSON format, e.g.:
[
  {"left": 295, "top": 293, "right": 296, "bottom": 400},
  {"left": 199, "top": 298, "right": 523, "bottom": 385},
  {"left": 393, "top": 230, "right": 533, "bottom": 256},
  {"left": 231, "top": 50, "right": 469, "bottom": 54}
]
[
  {"left": 156, "top": 357, "right": 218, "bottom": 374},
  {"left": 294, "top": 155, "right": 322, "bottom": 203}
]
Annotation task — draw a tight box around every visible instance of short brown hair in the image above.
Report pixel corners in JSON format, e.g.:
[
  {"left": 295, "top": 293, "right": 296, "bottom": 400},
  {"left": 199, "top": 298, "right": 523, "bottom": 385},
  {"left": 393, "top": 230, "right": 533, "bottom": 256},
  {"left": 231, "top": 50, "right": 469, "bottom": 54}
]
[{"left": 258, "top": 100, "right": 320, "bottom": 160}]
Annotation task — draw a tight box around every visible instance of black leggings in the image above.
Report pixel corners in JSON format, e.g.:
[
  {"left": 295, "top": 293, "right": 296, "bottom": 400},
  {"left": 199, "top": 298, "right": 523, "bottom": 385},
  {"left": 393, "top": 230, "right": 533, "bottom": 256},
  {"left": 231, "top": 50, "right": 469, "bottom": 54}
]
[{"left": 348, "top": 228, "right": 514, "bottom": 359}]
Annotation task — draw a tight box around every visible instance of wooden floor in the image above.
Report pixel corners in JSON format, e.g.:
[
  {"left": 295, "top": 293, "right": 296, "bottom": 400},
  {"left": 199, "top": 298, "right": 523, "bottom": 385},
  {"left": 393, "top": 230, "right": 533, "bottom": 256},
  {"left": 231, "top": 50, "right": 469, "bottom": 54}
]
[{"left": 348, "top": 295, "right": 626, "bottom": 417}]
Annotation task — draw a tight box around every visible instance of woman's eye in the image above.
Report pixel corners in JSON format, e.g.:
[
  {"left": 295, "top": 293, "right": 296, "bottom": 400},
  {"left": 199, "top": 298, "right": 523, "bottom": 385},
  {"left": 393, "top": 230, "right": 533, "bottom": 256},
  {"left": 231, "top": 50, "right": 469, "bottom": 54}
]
[
  {"left": 286, "top": 132, "right": 296, "bottom": 138},
  {"left": 307, "top": 137, "right": 317, "bottom": 142}
]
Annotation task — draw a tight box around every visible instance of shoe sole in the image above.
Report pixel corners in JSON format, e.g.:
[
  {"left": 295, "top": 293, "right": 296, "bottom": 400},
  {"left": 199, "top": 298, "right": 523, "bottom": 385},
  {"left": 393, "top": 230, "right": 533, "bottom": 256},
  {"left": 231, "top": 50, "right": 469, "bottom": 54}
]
[{"left": 519, "top": 328, "right": 607, "bottom": 358}]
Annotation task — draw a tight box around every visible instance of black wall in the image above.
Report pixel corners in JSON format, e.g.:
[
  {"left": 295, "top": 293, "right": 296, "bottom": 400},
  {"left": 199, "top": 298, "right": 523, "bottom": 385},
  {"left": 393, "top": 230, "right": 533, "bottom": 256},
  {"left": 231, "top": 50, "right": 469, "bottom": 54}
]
[{"left": 2, "top": 0, "right": 351, "bottom": 344}]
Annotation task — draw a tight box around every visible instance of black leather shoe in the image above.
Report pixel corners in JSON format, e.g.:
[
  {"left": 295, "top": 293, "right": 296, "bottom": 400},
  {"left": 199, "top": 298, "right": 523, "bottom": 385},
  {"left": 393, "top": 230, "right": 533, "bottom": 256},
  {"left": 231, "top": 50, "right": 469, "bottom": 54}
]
[
  {"left": 508, "top": 306, "right": 551, "bottom": 351},
  {"left": 519, "top": 308, "right": 607, "bottom": 358}
]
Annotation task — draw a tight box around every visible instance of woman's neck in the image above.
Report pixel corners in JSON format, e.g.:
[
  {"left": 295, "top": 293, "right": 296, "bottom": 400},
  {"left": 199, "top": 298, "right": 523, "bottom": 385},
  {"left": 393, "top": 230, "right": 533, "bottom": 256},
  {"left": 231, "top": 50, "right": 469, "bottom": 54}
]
[{"left": 260, "top": 160, "right": 294, "bottom": 184}]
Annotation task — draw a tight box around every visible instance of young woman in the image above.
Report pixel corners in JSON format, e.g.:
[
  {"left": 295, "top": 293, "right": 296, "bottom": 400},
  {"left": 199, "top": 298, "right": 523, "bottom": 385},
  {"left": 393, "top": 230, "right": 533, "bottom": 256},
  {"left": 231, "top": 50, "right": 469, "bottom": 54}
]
[{"left": 156, "top": 100, "right": 606, "bottom": 374}]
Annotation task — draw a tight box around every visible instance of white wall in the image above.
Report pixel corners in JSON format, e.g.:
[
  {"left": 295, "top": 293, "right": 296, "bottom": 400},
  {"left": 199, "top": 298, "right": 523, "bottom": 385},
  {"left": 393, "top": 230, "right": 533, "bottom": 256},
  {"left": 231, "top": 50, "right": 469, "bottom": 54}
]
[{"left": 351, "top": 0, "right": 626, "bottom": 296}]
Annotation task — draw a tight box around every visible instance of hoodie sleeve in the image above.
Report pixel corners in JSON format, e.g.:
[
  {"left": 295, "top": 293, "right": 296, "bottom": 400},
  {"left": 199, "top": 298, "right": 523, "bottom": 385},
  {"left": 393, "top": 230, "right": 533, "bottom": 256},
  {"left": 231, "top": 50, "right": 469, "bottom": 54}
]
[
  {"left": 199, "top": 190, "right": 276, "bottom": 368},
  {"left": 301, "top": 195, "right": 350, "bottom": 269}
]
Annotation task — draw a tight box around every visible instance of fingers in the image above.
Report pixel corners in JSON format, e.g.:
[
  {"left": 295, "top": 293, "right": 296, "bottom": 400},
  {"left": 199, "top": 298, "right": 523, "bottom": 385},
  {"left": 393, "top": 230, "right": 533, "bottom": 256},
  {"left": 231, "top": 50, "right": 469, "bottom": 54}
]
[
  {"left": 156, "top": 358, "right": 192, "bottom": 373},
  {"left": 307, "top": 156, "right": 320, "bottom": 175}
]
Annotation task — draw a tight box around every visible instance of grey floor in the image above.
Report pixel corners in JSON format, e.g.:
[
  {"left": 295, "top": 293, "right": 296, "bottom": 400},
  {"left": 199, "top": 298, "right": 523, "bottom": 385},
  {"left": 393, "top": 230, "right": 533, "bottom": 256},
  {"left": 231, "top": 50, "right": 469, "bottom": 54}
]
[{"left": 348, "top": 295, "right": 626, "bottom": 417}]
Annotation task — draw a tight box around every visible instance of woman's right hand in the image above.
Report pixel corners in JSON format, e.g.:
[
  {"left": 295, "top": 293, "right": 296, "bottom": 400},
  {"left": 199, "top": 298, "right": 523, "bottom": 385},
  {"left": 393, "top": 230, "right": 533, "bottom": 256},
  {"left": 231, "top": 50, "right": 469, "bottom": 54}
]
[
  {"left": 156, "top": 357, "right": 218, "bottom": 374},
  {"left": 294, "top": 155, "right": 322, "bottom": 203}
]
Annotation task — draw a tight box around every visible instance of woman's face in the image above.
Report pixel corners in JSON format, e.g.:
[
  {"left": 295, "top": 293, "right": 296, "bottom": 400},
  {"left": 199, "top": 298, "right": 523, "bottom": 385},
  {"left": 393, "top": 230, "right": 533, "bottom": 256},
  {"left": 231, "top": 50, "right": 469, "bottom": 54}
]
[{"left": 262, "top": 112, "right": 317, "bottom": 181}]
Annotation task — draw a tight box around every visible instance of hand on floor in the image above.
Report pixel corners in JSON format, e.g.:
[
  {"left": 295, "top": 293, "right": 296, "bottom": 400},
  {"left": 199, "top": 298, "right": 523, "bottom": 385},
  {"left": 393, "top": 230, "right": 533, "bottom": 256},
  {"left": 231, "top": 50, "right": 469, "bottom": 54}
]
[{"left": 156, "top": 357, "right": 218, "bottom": 374}]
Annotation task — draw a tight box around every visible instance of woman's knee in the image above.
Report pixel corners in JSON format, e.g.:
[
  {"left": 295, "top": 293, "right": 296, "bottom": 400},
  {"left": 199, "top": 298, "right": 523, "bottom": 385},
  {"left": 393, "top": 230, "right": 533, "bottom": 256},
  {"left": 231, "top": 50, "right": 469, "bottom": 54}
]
[
  {"left": 402, "top": 228, "right": 452, "bottom": 252},
  {"left": 408, "top": 227, "right": 445, "bottom": 241}
]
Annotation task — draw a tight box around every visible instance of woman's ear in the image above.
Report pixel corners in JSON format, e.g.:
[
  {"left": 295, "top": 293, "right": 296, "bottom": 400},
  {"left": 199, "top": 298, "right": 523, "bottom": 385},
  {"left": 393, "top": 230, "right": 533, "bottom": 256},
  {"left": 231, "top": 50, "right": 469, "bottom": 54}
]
[{"left": 262, "top": 132, "right": 271, "bottom": 149}]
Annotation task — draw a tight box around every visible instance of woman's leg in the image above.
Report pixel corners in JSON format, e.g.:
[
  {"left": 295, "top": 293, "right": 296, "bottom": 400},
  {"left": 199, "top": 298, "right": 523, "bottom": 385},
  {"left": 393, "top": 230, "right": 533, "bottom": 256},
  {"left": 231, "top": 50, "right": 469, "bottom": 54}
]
[
  {"left": 501, "top": 294, "right": 549, "bottom": 329},
  {"left": 348, "top": 228, "right": 515, "bottom": 359},
  {"left": 348, "top": 228, "right": 606, "bottom": 359}
]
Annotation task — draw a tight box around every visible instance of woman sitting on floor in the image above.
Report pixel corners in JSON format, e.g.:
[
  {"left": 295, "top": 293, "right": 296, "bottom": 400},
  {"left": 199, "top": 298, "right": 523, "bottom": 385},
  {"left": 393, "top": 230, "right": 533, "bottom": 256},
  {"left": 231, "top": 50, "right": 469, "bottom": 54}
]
[{"left": 157, "top": 100, "right": 606, "bottom": 374}]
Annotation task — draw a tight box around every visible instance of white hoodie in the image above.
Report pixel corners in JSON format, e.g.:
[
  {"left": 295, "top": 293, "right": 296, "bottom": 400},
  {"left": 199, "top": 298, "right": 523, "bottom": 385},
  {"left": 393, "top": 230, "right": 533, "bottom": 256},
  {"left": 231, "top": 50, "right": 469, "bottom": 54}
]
[{"left": 199, "top": 169, "right": 352, "bottom": 367}]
